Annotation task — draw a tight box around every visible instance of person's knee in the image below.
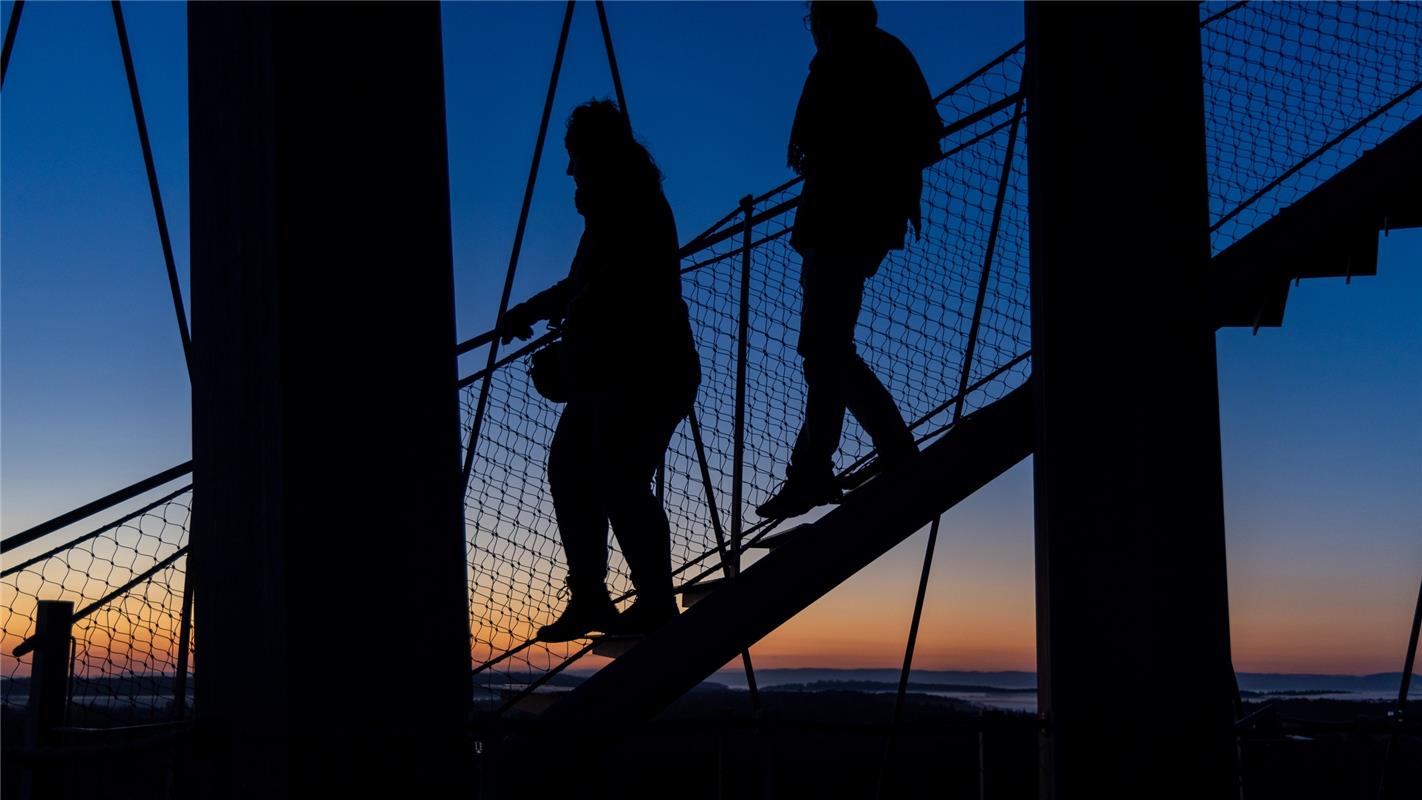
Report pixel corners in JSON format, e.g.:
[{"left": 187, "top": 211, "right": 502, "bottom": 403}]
[
  {"left": 801, "top": 351, "right": 851, "bottom": 386},
  {"left": 547, "top": 441, "right": 588, "bottom": 501},
  {"left": 602, "top": 476, "right": 656, "bottom": 514}
]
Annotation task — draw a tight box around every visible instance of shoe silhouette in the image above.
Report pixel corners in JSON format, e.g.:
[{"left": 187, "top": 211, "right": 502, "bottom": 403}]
[
  {"left": 755, "top": 474, "right": 844, "bottom": 519},
  {"left": 537, "top": 595, "right": 619, "bottom": 642},
  {"left": 605, "top": 597, "right": 678, "bottom": 636}
]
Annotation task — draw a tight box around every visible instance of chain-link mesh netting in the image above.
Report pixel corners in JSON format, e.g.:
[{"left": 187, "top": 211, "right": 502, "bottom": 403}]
[
  {"left": 4, "top": 0, "right": 1416, "bottom": 726},
  {"left": 463, "top": 46, "right": 1032, "bottom": 712},
  {"left": 464, "top": 2, "right": 1422, "bottom": 709},
  {"left": 1, "top": 487, "right": 194, "bottom": 726},
  {"left": 1200, "top": 1, "right": 1422, "bottom": 253}
]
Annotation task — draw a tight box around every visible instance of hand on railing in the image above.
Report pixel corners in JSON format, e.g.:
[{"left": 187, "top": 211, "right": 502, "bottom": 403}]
[{"left": 498, "top": 302, "right": 539, "bottom": 345}]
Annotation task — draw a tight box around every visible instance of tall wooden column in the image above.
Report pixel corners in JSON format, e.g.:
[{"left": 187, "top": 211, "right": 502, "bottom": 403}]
[
  {"left": 1025, "top": 3, "right": 1237, "bottom": 797},
  {"left": 188, "top": 3, "right": 470, "bottom": 796}
]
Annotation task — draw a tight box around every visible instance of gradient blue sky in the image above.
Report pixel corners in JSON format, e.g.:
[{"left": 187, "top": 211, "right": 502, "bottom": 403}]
[{"left": 2, "top": 1, "right": 1418, "bottom": 674}]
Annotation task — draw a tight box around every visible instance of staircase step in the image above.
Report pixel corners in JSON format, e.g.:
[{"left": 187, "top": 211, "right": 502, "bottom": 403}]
[
  {"left": 747, "top": 523, "right": 812, "bottom": 550},
  {"left": 539, "top": 383, "right": 1034, "bottom": 730},
  {"left": 589, "top": 634, "right": 642, "bottom": 658},
  {"left": 677, "top": 577, "right": 726, "bottom": 608},
  {"left": 1213, "top": 115, "right": 1420, "bottom": 328},
  {"left": 497, "top": 685, "right": 570, "bottom": 715}
]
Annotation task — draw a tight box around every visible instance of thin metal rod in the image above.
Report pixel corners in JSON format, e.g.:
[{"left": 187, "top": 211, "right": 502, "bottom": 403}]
[
  {"left": 1377, "top": 569, "right": 1422, "bottom": 799},
  {"left": 932, "top": 41, "right": 1024, "bottom": 104},
  {"left": 682, "top": 226, "right": 794, "bottom": 276},
  {"left": 1212, "top": 78, "right": 1422, "bottom": 234},
  {"left": 171, "top": 566, "right": 195, "bottom": 720},
  {"left": 885, "top": 94, "right": 1020, "bottom": 776},
  {"left": 13, "top": 546, "right": 189, "bottom": 658},
  {"left": 1396, "top": 571, "right": 1422, "bottom": 715},
  {"left": 457, "top": 330, "right": 560, "bottom": 389},
  {"left": 895, "top": 516, "right": 941, "bottom": 718},
  {"left": 494, "top": 641, "right": 595, "bottom": 716},
  {"left": 112, "top": 1, "right": 192, "bottom": 378},
  {"left": 68, "top": 546, "right": 188, "bottom": 626},
  {"left": 1199, "top": 1, "right": 1249, "bottom": 28},
  {"left": 453, "top": 91, "right": 1023, "bottom": 358},
  {"left": 594, "top": 0, "right": 628, "bottom": 118},
  {"left": 688, "top": 409, "right": 761, "bottom": 709},
  {"left": 876, "top": 515, "right": 943, "bottom": 799},
  {"left": 471, "top": 639, "right": 538, "bottom": 678},
  {"left": 2, "top": 484, "right": 191, "bottom": 579},
  {"left": 954, "top": 98, "right": 1024, "bottom": 422},
  {"left": 688, "top": 410, "right": 728, "bottom": 553},
  {"left": 2, "top": 463, "right": 192, "bottom": 554},
  {"left": 455, "top": 329, "right": 497, "bottom": 357},
  {"left": 459, "top": 0, "right": 576, "bottom": 495},
  {"left": 729, "top": 196, "right": 755, "bottom": 576},
  {"left": 681, "top": 101, "right": 1022, "bottom": 272},
  {"left": 1, "top": 0, "right": 23, "bottom": 89}
]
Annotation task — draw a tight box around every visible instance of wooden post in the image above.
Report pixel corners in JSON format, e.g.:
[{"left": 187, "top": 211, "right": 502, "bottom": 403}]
[
  {"left": 1025, "top": 3, "right": 1237, "bottom": 797},
  {"left": 21, "top": 599, "right": 72, "bottom": 800},
  {"left": 188, "top": 3, "right": 470, "bottom": 797}
]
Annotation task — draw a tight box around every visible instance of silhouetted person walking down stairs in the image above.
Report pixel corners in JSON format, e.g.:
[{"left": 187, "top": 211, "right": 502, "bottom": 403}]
[
  {"left": 500, "top": 100, "right": 700, "bottom": 642},
  {"left": 757, "top": 1, "right": 941, "bottom": 520}
]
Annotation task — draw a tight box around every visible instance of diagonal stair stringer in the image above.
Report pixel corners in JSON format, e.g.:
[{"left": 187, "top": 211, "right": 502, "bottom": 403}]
[{"left": 540, "top": 382, "right": 1034, "bottom": 729}]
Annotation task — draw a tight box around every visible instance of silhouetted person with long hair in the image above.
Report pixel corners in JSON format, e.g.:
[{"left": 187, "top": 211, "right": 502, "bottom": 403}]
[
  {"left": 756, "top": 1, "right": 942, "bottom": 520},
  {"left": 500, "top": 100, "right": 700, "bottom": 642}
]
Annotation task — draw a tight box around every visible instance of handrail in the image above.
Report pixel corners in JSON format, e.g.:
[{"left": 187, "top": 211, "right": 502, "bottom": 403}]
[
  {"left": 1, "top": 462, "right": 192, "bottom": 554},
  {"left": 11, "top": 546, "right": 189, "bottom": 658},
  {"left": 451, "top": 90, "right": 1024, "bottom": 364},
  {"left": 0, "top": 0, "right": 24, "bottom": 90},
  {"left": 456, "top": 329, "right": 561, "bottom": 390},
  {"left": 1209, "top": 78, "right": 1422, "bottom": 234},
  {"left": 0, "top": 484, "right": 191, "bottom": 580},
  {"left": 470, "top": 347, "right": 1034, "bottom": 678}
]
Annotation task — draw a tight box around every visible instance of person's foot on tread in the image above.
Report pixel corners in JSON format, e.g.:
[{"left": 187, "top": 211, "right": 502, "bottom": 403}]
[
  {"left": 879, "top": 440, "right": 919, "bottom": 469},
  {"left": 537, "top": 595, "right": 619, "bottom": 642},
  {"left": 605, "top": 597, "right": 678, "bottom": 636},
  {"left": 755, "top": 474, "right": 843, "bottom": 519}
]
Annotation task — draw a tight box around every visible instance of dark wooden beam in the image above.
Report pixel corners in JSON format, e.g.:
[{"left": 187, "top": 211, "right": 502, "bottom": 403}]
[
  {"left": 188, "top": 3, "right": 469, "bottom": 796},
  {"left": 1025, "top": 3, "right": 1237, "bottom": 796},
  {"left": 536, "top": 383, "right": 1032, "bottom": 732},
  {"left": 1213, "top": 116, "right": 1422, "bottom": 329}
]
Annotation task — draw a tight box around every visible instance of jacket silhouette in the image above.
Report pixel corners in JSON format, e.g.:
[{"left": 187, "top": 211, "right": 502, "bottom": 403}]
[
  {"left": 788, "top": 21, "right": 941, "bottom": 259},
  {"left": 758, "top": 1, "right": 939, "bottom": 521},
  {"left": 501, "top": 100, "right": 699, "bottom": 642}
]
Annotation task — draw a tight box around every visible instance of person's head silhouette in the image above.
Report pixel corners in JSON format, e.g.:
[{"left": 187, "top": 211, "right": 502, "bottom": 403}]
[
  {"left": 564, "top": 100, "right": 662, "bottom": 213},
  {"left": 805, "top": 1, "right": 877, "bottom": 50}
]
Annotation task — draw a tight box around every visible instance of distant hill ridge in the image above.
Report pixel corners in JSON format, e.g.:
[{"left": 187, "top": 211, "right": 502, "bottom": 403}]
[
  {"left": 692, "top": 668, "right": 1421, "bottom": 694},
  {"left": 5, "top": 669, "right": 1418, "bottom": 696}
]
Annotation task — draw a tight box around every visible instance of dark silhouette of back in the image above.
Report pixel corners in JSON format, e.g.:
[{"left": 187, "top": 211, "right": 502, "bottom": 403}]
[
  {"left": 500, "top": 100, "right": 700, "bottom": 642},
  {"left": 758, "top": 1, "right": 941, "bottom": 520}
]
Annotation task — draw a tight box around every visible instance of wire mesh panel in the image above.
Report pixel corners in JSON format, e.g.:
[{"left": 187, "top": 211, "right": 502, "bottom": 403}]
[
  {"left": 8, "top": 0, "right": 1414, "bottom": 727},
  {"left": 461, "top": 46, "right": 1033, "bottom": 709},
  {"left": 462, "top": 3, "right": 1422, "bottom": 704},
  {"left": 1, "top": 489, "right": 194, "bottom": 726},
  {"left": 1201, "top": 1, "right": 1422, "bottom": 252}
]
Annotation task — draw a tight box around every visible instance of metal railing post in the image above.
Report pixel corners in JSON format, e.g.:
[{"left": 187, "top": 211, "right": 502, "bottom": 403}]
[
  {"left": 1377, "top": 569, "right": 1422, "bottom": 799},
  {"left": 172, "top": 570, "right": 195, "bottom": 720},
  {"left": 954, "top": 97, "right": 1024, "bottom": 423},
  {"left": 21, "top": 600, "right": 73, "bottom": 800},
  {"left": 459, "top": 0, "right": 576, "bottom": 495},
  {"left": 883, "top": 100, "right": 1026, "bottom": 799},
  {"left": 729, "top": 195, "right": 755, "bottom": 577}
]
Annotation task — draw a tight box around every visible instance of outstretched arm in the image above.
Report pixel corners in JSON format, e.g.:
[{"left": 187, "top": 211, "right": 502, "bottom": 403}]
[{"left": 499, "top": 279, "right": 571, "bottom": 344}]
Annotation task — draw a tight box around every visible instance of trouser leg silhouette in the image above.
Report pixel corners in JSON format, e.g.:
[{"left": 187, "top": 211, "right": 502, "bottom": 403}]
[
  {"left": 605, "top": 400, "right": 680, "bottom": 605},
  {"left": 789, "top": 248, "right": 913, "bottom": 482},
  {"left": 549, "top": 390, "right": 684, "bottom": 604},
  {"left": 548, "top": 400, "right": 611, "bottom": 602}
]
